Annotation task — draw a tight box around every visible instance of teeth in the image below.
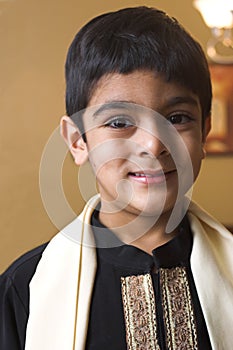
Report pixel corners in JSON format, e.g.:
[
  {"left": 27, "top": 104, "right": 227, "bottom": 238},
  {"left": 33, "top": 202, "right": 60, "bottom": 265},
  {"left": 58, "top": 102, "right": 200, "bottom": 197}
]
[
  {"left": 132, "top": 172, "right": 164, "bottom": 177},
  {"left": 133, "top": 173, "right": 155, "bottom": 177}
]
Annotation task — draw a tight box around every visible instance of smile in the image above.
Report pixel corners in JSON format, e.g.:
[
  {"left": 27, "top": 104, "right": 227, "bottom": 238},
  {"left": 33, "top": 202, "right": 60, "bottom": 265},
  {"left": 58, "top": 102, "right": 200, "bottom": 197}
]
[{"left": 128, "top": 170, "right": 176, "bottom": 184}]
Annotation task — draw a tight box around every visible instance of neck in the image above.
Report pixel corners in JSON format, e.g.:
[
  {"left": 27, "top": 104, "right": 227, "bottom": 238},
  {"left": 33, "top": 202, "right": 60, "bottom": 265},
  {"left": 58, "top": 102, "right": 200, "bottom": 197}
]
[
  {"left": 99, "top": 206, "right": 182, "bottom": 255},
  {"left": 130, "top": 219, "right": 178, "bottom": 255}
]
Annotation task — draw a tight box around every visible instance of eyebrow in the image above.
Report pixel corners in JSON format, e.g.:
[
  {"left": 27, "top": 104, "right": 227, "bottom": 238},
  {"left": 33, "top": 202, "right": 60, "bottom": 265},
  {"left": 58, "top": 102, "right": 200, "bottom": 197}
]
[
  {"left": 165, "top": 96, "right": 199, "bottom": 108},
  {"left": 92, "top": 101, "right": 137, "bottom": 118}
]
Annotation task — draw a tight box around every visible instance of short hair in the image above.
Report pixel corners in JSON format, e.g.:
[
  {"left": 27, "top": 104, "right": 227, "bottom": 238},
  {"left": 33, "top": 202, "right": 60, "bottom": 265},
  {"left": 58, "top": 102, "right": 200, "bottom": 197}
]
[{"left": 65, "top": 6, "right": 212, "bottom": 133}]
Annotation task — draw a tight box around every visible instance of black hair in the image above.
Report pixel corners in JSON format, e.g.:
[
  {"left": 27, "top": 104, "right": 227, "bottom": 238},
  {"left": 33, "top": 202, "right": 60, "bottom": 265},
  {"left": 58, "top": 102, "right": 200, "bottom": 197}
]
[{"left": 65, "top": 6, "right": 212, "bottom": 134}]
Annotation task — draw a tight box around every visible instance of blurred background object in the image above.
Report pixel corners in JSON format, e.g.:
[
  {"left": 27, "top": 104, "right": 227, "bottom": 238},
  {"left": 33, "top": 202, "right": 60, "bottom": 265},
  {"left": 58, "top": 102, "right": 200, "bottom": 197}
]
[
  {"left": 193, "top": 0, "right": 233, "bottom": 63},
  {"left": 0, "top": 0, "right": 233, "bottom": 272}
]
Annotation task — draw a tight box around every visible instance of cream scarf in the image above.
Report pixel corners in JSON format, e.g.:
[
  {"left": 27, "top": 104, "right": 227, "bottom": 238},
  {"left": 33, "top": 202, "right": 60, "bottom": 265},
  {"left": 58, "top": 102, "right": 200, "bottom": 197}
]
[{"left": 25, "top": 195, "right": 233, "bottom": 350}]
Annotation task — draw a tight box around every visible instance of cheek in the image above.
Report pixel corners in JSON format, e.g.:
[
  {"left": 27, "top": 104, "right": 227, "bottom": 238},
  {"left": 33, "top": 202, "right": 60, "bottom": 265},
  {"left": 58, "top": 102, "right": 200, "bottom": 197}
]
[
  {"left": 175, "top": 131, "right": 204, "bottom": 187},
  {"left": 94, "top": 158, "right": 129, "bottom": 199},
  {"left": 96, "top": 158, "right": 125, "bottom": 178},
  {"left": 87, "top": 136, "right": 131, "bottom": 174}
]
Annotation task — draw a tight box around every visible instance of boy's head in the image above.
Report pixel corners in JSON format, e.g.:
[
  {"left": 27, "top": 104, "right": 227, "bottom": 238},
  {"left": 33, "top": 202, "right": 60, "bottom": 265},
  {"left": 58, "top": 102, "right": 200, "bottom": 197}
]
[
  {"left": 65, "top": 6, "right": 212, "bottom": 132},
  {"left": 61, "top": 6, "right": 212, "bottom": 235}
]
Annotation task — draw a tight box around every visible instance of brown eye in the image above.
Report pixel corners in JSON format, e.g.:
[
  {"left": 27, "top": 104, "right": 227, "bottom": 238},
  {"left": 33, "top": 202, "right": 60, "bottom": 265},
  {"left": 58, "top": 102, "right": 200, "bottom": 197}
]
[
  {"left": 105, "top": 116, "right": 134, "bottom": 129},
  {"left": 168, "top": 114, "right": 192, "bottom": 124}
]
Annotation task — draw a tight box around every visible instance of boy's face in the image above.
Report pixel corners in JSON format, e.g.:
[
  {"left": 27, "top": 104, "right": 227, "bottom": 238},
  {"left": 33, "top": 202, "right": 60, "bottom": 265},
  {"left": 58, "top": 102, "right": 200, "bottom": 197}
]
[{"left": 65, "top": 70, "right": 210, "bottom": 224}]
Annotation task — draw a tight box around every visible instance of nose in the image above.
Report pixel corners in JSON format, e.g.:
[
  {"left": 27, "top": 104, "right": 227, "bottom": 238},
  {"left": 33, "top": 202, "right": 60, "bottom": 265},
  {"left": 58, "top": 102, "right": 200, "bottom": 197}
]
[{"left": 135, "top": 127, "right": 169, "bottom": 159}]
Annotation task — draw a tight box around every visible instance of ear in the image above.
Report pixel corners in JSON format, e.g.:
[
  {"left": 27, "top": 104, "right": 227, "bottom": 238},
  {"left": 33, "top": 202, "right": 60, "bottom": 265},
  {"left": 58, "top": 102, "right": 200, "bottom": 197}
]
[{"left": 60, "top": 115, "right": 88, "bottom": 165}]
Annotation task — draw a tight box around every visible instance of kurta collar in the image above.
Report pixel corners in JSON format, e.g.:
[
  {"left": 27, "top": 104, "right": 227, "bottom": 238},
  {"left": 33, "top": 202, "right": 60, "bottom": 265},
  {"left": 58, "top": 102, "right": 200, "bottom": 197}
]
[{"left": 92, "top": 209, "right": 192, "bottom": 271}]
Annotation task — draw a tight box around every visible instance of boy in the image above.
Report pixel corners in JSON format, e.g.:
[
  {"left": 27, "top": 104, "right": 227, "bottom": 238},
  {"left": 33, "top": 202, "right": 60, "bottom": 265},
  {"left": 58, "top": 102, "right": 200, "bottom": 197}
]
[{"left": 1, "top": 6, "right": 233, "bottom": 350}]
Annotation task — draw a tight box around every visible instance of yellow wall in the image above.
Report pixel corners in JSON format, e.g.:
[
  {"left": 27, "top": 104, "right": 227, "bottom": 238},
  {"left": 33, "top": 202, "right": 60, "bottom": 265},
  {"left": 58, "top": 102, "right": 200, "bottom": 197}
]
[{"left": 1, "top": 0, "right": 232, "bottom": 272}]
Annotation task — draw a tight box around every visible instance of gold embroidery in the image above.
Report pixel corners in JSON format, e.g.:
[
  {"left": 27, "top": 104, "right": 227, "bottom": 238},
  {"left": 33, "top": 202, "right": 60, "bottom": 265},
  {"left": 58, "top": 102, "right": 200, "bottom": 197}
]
[
  {"left": 160, "top": 267, "right": 198, "bottom": 350},
  {"left": 121, "top": 274, "right": 160, "bottom": 350}
]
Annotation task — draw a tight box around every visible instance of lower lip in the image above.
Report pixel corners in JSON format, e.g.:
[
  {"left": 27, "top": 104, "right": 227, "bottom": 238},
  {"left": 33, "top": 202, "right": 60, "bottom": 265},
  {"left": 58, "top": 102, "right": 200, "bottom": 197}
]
[{"left": 128, "top": 171, "right": 176, "bottom": 185}]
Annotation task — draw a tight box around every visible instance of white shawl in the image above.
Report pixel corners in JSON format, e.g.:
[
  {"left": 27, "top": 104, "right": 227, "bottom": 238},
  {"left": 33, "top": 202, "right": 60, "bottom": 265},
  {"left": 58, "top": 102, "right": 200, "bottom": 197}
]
[{"left": 25, "top": 195, "right": 233, "bottom": 350}]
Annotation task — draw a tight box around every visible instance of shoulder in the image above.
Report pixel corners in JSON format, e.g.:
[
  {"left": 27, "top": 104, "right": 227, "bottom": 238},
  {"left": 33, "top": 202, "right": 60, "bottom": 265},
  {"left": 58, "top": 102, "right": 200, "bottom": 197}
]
[
  {"left": 2, "top": 243, "right": 48, "bottom": 280},
  {"left": 0, "top": 243, "right": 48, "bottom": 309}
]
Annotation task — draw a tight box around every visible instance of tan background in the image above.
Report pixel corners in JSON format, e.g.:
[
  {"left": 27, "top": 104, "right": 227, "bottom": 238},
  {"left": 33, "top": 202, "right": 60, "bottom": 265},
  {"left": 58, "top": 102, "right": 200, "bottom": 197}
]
[{"left": 0, "top": 0, "right": 232, "bottom": 272}]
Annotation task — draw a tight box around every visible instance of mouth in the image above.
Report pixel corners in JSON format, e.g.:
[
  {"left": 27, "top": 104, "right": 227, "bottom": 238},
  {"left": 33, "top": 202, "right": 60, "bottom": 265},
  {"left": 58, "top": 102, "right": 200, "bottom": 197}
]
[{"left": 128, "top": 169, "right": 177, "bottom": 184}]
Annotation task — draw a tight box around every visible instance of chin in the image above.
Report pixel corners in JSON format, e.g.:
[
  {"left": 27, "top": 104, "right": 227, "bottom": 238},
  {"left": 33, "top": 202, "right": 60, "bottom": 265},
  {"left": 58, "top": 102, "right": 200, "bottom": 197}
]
[{"left": 126, "top": 196, "right": 177, "bottom": 218}]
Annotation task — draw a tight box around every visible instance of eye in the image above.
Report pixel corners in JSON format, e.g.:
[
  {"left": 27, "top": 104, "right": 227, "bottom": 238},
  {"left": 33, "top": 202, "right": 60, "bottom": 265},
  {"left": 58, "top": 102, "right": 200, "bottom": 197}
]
[
  {"left": 168, "top": 113, "right": 193, "bottom": 125},
  {"left": 104, "top": 116, "right": 135, "bottom": 129}
]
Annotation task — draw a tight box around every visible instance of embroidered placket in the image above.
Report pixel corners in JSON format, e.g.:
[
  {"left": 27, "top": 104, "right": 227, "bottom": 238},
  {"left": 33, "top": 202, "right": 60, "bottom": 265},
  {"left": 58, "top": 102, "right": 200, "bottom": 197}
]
[
  {"left": 121, "top": 274, "right": 160, "bottom": 350},
  {"left": 160, "top": 267, "right": 198, "bottom": 350}
]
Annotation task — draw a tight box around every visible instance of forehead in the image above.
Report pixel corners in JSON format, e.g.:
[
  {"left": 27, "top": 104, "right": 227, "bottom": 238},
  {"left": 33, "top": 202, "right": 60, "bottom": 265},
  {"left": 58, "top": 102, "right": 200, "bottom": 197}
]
[{"left": 87, "top": 70, "right": 201, "bottom": 113}]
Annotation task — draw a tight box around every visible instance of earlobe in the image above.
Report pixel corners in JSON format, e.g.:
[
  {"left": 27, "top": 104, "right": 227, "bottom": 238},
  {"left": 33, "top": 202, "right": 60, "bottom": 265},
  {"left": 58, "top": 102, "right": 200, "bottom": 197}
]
[{"left": 60, "top": 116, "right": 88, "bottom": 165}]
